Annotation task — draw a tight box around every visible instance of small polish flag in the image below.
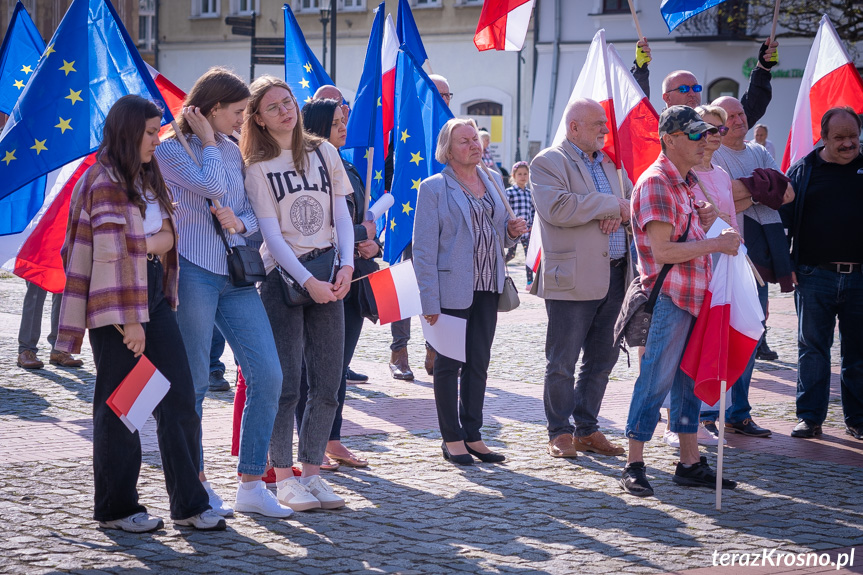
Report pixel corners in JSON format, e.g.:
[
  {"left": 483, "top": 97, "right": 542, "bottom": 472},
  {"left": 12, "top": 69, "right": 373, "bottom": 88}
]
[
  {"left": 474, "top": 0, "right": 535, "bottom": 52},
  {"left": 525, "top": 227, "right": 542, "bottom": 274},
  {"left": 367, "top": 261, "right": 423, "bottom": 325},
  {"left": 107, "top": 356, "right": 171, "bottom": 433}
]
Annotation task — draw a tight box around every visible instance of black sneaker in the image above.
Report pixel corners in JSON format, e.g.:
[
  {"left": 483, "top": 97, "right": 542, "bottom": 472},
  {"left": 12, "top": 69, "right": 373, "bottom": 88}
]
[
  {"left": 346, "top": 368, "right": 369, "bottom": 384},
  {"left": 672, "top": 456, "right": 737, "bottom": 489},
  {"left": 755, "top": 338, "right": 779, "bottom": 361},
  {"left": 726, "top": 418, "right": 772, "bottom": 437},
  {"left": 208, "top": 370, "right": 230, "bottom": 392},
  {"left": 620, "top": 462, "right": 654, "bottom": 497},
  {"left": 791, "top": 419, "right": 822, "bottom": 438}
]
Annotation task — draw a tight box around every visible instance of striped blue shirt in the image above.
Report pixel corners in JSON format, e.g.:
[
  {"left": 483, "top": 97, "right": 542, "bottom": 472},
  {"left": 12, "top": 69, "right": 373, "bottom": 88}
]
[
  {"left": 569, "top": 142, "right": 626, "bottom": 259},
  {"left": 155, "top": 133, "right": 258, "bottom": 275}
]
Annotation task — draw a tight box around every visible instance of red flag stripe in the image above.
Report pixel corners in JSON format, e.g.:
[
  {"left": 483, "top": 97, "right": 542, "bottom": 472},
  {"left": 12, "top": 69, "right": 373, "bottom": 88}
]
[
  {"left": 106, "top": 355, "right": 158, "bottom": 417},
  {"left": 368, "top": 267, "right": 402, "bottom": 325}
]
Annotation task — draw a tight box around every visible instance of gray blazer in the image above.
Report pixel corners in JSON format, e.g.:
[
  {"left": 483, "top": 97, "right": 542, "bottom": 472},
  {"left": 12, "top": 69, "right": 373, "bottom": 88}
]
[{"left": 413, "top": 165, "right": 515, "bottom": 314}]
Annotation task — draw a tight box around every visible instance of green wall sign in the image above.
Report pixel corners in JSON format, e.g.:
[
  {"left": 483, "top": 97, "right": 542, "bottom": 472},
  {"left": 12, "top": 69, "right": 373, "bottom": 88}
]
[{"left": 743, "top": 57, "right": 804, "bottom": 78}]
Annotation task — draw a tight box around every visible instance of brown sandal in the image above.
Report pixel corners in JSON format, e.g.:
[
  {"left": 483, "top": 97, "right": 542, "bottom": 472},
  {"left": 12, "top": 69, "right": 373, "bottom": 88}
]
[
  {"left": 320, "top": 455, "right": 340, "bottom": 471},
  {"left": 326, "top": 451, "right": 369, "bottom": 468}
]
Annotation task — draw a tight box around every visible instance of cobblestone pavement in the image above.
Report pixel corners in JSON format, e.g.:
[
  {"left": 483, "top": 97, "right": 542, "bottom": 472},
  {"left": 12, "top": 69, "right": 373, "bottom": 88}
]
[{"left": 1, "top": 258, "right": 861, "bottom": 575}]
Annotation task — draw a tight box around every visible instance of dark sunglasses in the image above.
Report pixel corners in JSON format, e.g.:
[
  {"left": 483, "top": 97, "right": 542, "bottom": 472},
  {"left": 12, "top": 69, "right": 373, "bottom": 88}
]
[
  {"left": 666, "top": 84, "right": 703, "bottom": 94},
  {"left": 673, "top": 130, "right": 716, "bottom": 141},
  {"left": 710, "top": 125, "right": 730, "bottom": 136}
]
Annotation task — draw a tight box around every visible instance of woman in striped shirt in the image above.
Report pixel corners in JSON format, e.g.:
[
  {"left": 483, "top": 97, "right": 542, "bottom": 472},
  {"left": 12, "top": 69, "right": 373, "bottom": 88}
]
[{"left": 154, "top": 68, "right": 290, "bottom": 519}]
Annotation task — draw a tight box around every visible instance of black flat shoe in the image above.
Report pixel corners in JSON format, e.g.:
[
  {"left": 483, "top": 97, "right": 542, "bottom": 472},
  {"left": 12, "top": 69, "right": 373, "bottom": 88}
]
[
  {"left": 441, "top": 442, "right": 474, "bottom": 465},
  {"left": 465, "top": 444, "right": 506, "bottom": 463}
]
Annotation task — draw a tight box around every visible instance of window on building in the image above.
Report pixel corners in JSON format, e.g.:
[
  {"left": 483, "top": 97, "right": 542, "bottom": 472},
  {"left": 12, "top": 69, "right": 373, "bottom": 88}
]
[
  {"left": 708, "top": 78, "right": 739, "bottom": 102},
  {"left": 341, "top": 0, "right": 366, "bottom": 10},
  {"left": 602, "top": 0, "right": 629, "bottom": 13},
  {"left": 457, "top": 0, "right": 484, "bottom": 6},
  {"left": 138, "top": 0, "right": 155, "bottom": 52},
  {"left": 412, "top": 0, "right": 442, "bottom": 8},
  {"left": 467, "top": 101, "right": 503, "bottom": 116},
  {"left": 296, "top": 0, "right": 322, "bottom": 12},
  {"left": 231, "top": 0, "right": 258, "bottom": 15},
  {"left": 192, "top": 0, "right": 220, "bottom": 17}
]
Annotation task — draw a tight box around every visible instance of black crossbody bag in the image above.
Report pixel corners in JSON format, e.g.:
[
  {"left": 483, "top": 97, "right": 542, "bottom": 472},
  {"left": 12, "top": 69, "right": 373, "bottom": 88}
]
[{"left": 208, "top": 200, "right": 267, "bottom": 287}]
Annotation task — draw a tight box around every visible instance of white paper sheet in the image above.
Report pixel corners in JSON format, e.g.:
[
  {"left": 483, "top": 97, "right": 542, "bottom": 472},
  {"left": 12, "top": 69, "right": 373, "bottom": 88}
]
[{"left": 420, "top": 314, "right": 467, "bottom": 363}]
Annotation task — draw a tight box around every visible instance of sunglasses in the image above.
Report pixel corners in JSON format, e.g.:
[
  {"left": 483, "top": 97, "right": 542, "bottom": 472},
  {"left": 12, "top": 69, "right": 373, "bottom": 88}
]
[
  {"left": 709, "top": 125, "right": 730, "bottom": 136},
  {"left": 666, "top": 84, "right": 703, "bottom": 94},
  {"left": 672, "top": 130, "right": 715, "bottom": 141}
]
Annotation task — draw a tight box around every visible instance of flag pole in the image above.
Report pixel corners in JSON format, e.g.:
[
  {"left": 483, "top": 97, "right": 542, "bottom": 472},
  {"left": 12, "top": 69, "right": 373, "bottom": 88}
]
[
  {"left": 364, "top": 147, "right": 374, "bottom": 215},
  {"left": 716, "top": 380, "right": 727, "bottom": 510},
  {"left": 769, "top": 0, "right": 781, "bottom": 42},
  {"left": 172, "top": 121, "right": 235, "bottom": 234},
  {"left": 424, "top": 60, "right": 434, "bottom": 75},
  {"left": 626, "top": 0, "right": 644, "bottom": 41}
]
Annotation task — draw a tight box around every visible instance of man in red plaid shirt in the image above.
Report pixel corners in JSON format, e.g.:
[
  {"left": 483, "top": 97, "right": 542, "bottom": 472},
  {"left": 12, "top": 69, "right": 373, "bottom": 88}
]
[{"left": 620, "top": 106, "right": 743, "bottom": 497}]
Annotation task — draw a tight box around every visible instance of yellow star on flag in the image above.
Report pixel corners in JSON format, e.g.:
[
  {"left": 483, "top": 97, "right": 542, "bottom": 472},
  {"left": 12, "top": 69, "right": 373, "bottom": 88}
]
[
  {"left": 299, "top": 78, "right": 310, "bottom": 89},
  {"left": 411, "top": 178, "right": 422, "bottom": 191},
  {"left": 390, "top": 218, "right": 397, "bottom": 231},
  {"left": 410, "top": 151, "right": 423, "bottom": 165},
  {"left": 364, "top": 149, "right": 372, "bottom": 160},
  {"left": 13, "top": 79, "right": 24, "bottom": 90},
  {"left": 377, "top": 96, "right": 382, "bottom": 106},
  {"left": 20, "top": 65, "right": 33, "bottom": 74},
  {"left": 55, "top": 117, "right": 73, "bottom": 134},
  {"left": 304, "top": 62, "right": 312, "bottom": 73},
  {"left": 31, "top": 139, "right": 48, "bottom": 154},
  {"left": 59, "top": 60, "right": 76, "bottom": 75},
  {"left": 65, "top": 88, "right": 82, "bottom": 105},
  {"left": 400, "top": 130, "right": 410, "bottom": 143},
  {"left": 374, "top": 170, "right": 382, "bottom": 182},
  {"left": 304, "top": 96, "right": 312, "bottom": 103},
  {"left": 43, "top": 44, "right": 55, "bottom": 57},
  {"left": 2, "top": 150, "right": 16, "bottom": 165},
  {"left": 402, "top": 202, "right": 413, "bottom": 215}
]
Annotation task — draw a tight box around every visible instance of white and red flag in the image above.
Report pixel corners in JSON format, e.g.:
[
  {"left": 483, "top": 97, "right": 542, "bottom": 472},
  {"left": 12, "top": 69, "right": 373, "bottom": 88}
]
[
  {"left": 680, "top": 221, "right": 764, "bottom": 405},
  {"left": 780, "top": 15, "right": 863, "bottom": 171},
  {"left": 107, "top": 355, "right": 171, "bottom": 433},
  {"left": 367, "top": 261, "right": 423, "bottom": 325},
  {"left": 382, "top": 15, "right": 399, "bottom": 157},
  {"left": 474, "top": 0, "right": 535, "bottom": 52}
]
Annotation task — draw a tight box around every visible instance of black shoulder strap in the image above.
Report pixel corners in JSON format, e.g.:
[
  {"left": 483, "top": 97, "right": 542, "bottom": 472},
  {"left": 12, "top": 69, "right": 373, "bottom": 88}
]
[
  {"left": 313, "top": 146, "right": 335, "bottom": 229},
  {"left": 206, "top": 198, "right": 233, "bottom": 255},
  {"left": 644, "top": 212, "right": 692, "bottom": 313}
]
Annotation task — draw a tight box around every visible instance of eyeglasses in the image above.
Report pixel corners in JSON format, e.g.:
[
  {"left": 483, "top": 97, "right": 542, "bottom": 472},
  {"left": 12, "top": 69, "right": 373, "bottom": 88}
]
[
  {"left": 259, "top": 98, "right": 296, "bottom": 117},
  {"left": 672, "top": 131, "right": 711, "bottom": 141},
  {"left": 708, "top": 125, "right": 730, "bottom": 136},
  {"left": 440, "top": 92, "right": 454, "bottom": 101},
  {"left": 665, "top": 84, "right": 703, "bottom": 94}
]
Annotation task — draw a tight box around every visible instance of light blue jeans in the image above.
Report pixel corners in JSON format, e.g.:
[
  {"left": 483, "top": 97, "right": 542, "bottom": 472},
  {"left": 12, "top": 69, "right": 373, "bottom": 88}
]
[
  {"left": 625, "top": 295, "right": 701, "bottom": 442},
  {"left": 177, "top": 257, "right": 282, "bottom": 476}
]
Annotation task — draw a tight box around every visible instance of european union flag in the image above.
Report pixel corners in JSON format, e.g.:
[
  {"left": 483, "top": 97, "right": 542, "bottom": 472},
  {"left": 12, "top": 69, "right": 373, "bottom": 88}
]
[
  {"left": 341, "top": 3, "right": 385, "bottom": 215},
  {"left": 384, "top": 48, "right": 453, "bottom": 264},
  {"left": 0, "top": 0, "right": 172, "bottom": 202},
  {"left": 660, "top": 0, "right": 728, "bottom": 32},
  {"left": 283, "top": 3, "right": 333, "bottom": 104},
  {"left": 397, "top": 0, "right": 428, "bottom": 65}
]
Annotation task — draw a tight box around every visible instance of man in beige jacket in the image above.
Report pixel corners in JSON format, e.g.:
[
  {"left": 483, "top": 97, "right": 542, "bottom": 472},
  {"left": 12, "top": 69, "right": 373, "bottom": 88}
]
[{"left": 531, "top": 98, "right": 633, "bottom": 459}]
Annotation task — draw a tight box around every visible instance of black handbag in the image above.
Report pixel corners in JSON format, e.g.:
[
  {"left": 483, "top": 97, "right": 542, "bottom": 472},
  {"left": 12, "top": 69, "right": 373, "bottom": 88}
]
[
  {"left": 353, "top": 257, "right": 381, "bottom": 322},
  {"left": 207, "top": 200, "right": 266, "bottom": 287},
  {"left": 275, "top": 146, "right": 341, "bottom": 307}
]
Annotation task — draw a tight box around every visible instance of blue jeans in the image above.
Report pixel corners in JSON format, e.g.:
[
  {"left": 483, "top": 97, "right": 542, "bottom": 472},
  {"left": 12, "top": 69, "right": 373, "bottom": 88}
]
[
  {"left": 625, "top": 295, "right": 701, "bottom": 442},
  {"left": 795, "top": 265, "right": 863, "bottom": 427},
  {"left": 176, "top": 257, "right": 282, "bottom": 476},
  {"left": 209, "top": 328, "right": 226, "bottom": 374},
  {"left": 544, "top": 264, "right": 625, "bottom": 438}
]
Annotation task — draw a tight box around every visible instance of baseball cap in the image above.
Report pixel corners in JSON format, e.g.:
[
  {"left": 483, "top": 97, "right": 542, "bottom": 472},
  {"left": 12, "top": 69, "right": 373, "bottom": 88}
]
[{"left": 658, "top": 105, "right": 715, "bottom": 137}]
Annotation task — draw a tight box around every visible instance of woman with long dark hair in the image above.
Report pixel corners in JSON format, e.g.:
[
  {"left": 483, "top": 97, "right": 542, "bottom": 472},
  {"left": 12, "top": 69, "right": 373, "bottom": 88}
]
[
  {"left": 155, "top": 67, "right": 290, "bottom": 518},
  {"left": 242, "top": 77, "right": 354, "bottom": 511},
  {"left": 55, "top": 95, "right": 225, "bottom": 532}
]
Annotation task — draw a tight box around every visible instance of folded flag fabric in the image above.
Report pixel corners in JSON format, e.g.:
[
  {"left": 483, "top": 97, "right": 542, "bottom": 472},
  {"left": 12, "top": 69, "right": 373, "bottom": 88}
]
[
  {"left": 107, "top": 354, "right": 171, "bottom": 434},
  {"left": 367, "top": 260, "right": 423, "bottom": 325},
  {"left": 660, "top": 0, "right": 728, "bottom": 32},
  {"left": 474, "top": 0, "right": 535, "bottom": 52}
]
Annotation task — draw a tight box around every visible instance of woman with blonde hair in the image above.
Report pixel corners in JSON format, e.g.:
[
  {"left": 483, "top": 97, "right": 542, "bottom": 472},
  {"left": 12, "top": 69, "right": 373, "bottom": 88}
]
[
  {"left": 242, "top": 76, "right": 354, "bottom": 511},
  {"left": 155, "top": 67, "right": 290, "bottom": 518}
]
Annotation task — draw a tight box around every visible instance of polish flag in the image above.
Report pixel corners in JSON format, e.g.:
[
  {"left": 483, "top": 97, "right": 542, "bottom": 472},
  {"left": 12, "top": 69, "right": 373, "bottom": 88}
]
[
  {"left": 780, "top": 15, "right": 863, "bottom": 171},
  {"left": 382, "top": 15, "right": 399, "bottom": 157},
  {"left": 474, "top": 0, "right": 535, "bottom": 52},
  {"left": 553, "top": 29, "right": 661, "bottom": 183},
  {"left": 525, "top": 226, "right": 542, "bottom": 274},
  {"left": 367, "top": 260, "right": 423, "bottom": 325},
  {"left": 107, "top": 355, "right": 171, "bottom": 433},
  {"left": 680, "top": 221, "right": 765, "bottom": 405},
  {"left": 0, "top": 65, "right": 186, "bottom": 293}
]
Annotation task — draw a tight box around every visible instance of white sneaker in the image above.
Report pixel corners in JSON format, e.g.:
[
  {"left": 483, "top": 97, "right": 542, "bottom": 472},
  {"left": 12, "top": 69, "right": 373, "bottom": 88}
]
[
  {"left": 174, "top": 509, "right": 227, "bottom": 531},
  {"left": 301, "top": 475, "right": 345, "bottom": 510},
  {"left": 662, "top": 429, "right": 680, "bottom": 447},
  {"left": 202, "top": 481, "right": 234, "bottom": 517},
  {"left": 99, "top": 512, "right": 164, "bottom": 533},
  {"left": 234, "top": 480, "right": 294, "bottom": 518},
  {"left": 276, "top": 477, "right": 321, "bottom": 511},
  {"left": 697, "top": 423, "right": 727, "bottom": 446}
]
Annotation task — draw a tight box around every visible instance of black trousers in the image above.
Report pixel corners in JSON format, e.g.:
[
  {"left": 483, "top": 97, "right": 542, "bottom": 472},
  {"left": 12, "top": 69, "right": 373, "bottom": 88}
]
[
  {"left": 434, "top": 290, "right": 500, "bottom": 443},
  {"left": 89, "top": 258, "right": 209, "bottom": 522}
]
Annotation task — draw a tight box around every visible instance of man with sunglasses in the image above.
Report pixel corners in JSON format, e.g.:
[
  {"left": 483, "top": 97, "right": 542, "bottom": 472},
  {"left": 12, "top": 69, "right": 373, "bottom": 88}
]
[
  {"left": 621, "top": 106, "right": 742, "bottom": 497},
  {"left": 630, "top": 38, "right": 778, "bottom": 130}
]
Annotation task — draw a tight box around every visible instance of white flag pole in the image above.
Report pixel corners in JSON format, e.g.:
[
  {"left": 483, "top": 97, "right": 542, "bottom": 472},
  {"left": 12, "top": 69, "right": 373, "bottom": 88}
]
[
  {"left": 716, "top": 379, "right": 727, "bottom": 510},
  {"left": 364, "top": 147, "right": 375, "bottom": 215}
]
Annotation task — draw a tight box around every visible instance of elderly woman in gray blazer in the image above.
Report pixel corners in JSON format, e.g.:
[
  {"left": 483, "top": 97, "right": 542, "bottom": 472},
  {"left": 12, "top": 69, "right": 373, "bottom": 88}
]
[{"left": 413, "top": 118, "right": 528, "bottom": 466}]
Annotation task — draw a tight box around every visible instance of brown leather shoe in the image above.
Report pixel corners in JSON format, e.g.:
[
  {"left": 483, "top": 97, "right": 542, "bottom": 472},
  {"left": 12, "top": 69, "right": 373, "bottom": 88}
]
[
  {"left": 389, "top": 348, "right": 414, "bottom": 381},
  {"left": 50, "top": 350, "right": 84, "bottom": 368},
  {"left": 547, "top": 434, "right": 578, "bottom": 458},
  {"left": 424, "top": 343, "right": 436, "bottom": 376},
  {"left": 573, "top": 430, "right": 625, "bottom": 456},
  {"left": 17, "top": 350, "right": 44, "bottom": 370}
]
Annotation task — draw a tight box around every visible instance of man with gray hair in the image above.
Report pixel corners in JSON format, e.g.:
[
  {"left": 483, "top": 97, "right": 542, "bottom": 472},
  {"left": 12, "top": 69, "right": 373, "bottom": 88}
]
[{"left": 531, "top": 98, "right": 631, "bottom": 459}]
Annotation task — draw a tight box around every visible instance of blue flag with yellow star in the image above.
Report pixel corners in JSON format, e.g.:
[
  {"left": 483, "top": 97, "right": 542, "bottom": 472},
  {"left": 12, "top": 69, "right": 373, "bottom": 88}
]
[
  {"left": 384, "top": 48, "right": 453, "bottom": 264},
  {"left": 341, "top": 3, "right": 385, "bottom": 216},
  {"left": 0, "top": 1, "right": 45, "bottom": 115},
  {"left": 396, "top": 0, "right": 428, "bottom": 65},
  {"left": 0, "top": 1, "right": 47, "bottom": 235},
  {"left": 0, "top": 0, "right": 172, "bottom": 202},
  {"left": 283, "top": 3, "right": 333, "bottom": 105}
]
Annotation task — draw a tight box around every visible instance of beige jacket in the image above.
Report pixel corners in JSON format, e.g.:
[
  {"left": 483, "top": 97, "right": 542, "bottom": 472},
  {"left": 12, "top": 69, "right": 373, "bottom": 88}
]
[{"left": 529, "top": 141, "right": 633, "bottom": 301}]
